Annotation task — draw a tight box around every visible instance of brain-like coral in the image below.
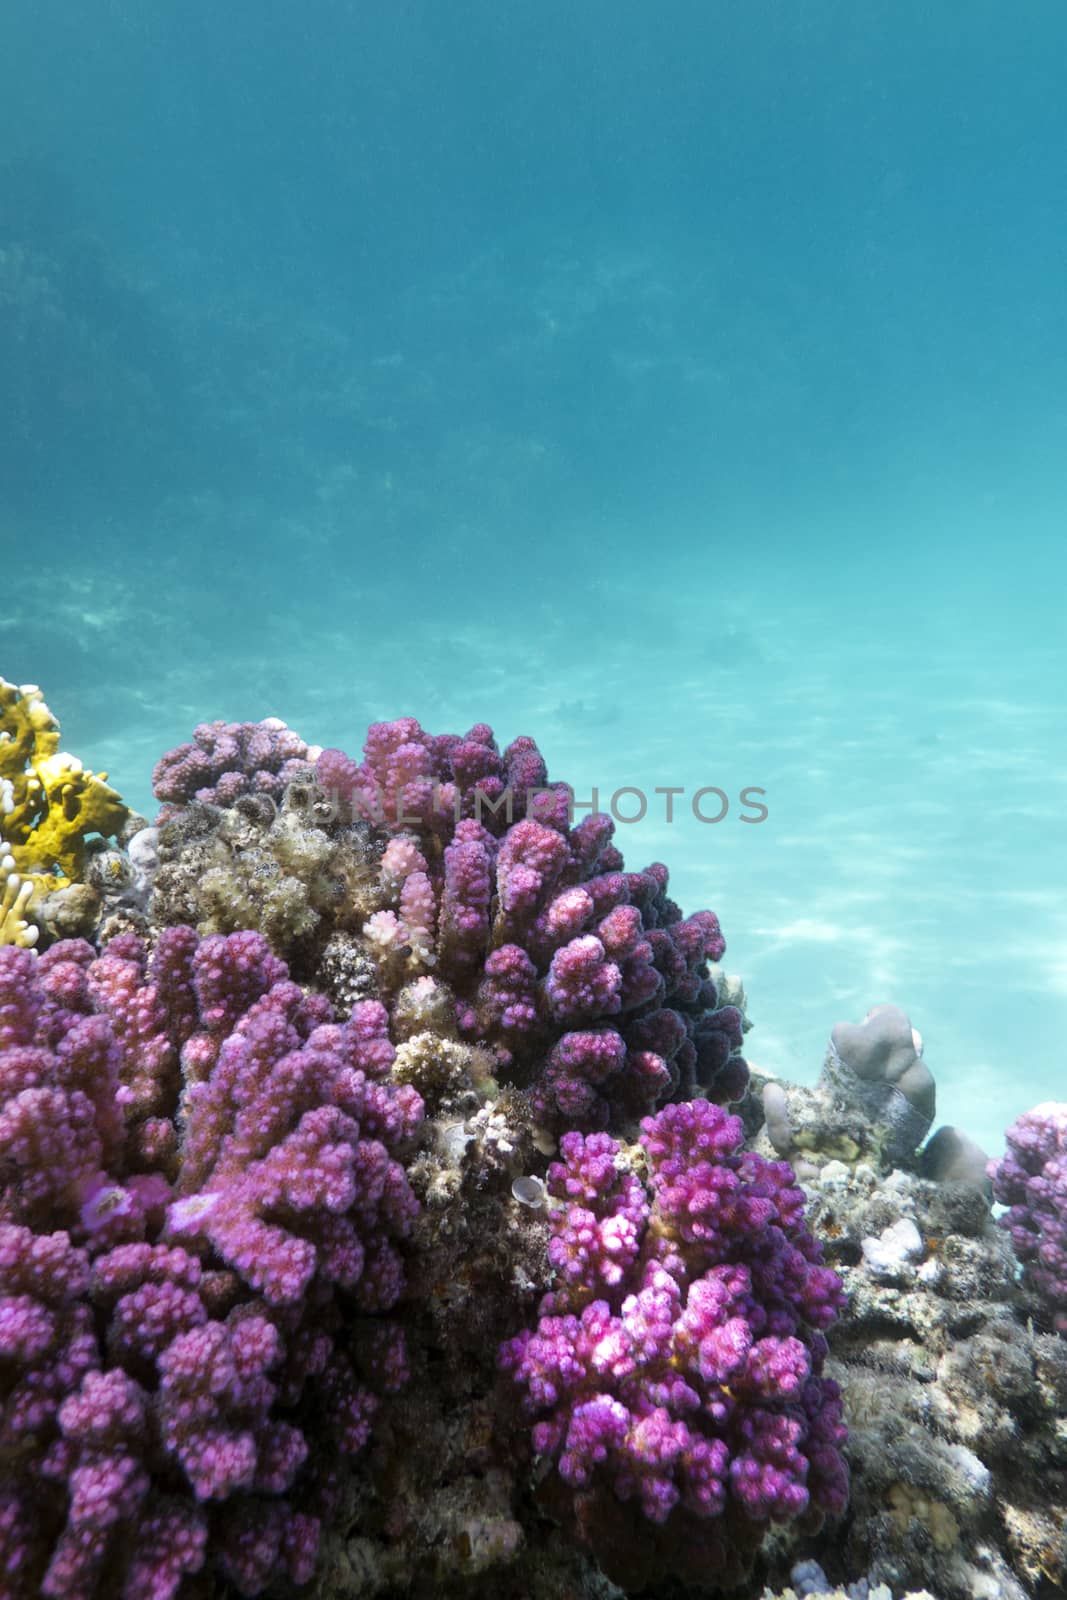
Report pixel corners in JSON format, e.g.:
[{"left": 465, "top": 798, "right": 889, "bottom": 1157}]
[
  {"left": 0, "top": 929, "right": 422, "bottom": 1599},
  {"left": 499, "top": 1099, "right": 848, "bottom": 1590}
]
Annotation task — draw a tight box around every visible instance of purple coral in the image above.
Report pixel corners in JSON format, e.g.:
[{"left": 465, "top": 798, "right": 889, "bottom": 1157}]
[
  {"left": 0, "top": 932, "right": 421, "bottom": 1599},
  {"left": 317, "top": 718, "right": 562, "bottom": 834},
  {"left": 989, "top": 1101, "right": 1067, "bottom": 1335},
  {"left": 152, "top": 718, "right": 319, "bottom": 818},
  {"left": 315, "top": 719, "right": 747, "bottom": 1127},
  {"left": 499, "top": 1099, "right": 848, "bottom": 1585}
]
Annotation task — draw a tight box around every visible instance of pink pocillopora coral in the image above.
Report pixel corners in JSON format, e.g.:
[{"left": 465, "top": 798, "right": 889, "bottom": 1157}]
[
  {"left": 499, "top": 1099, "right": 848, "bottom": 1580},
  {"left": 312, "top": 718, "right": 748, "bottom": 1128},
  {"left": 152, "top": 718, "right": 320, "bottom": 821},
  {"left": 989, "top": 1101, "right": 1067, "bottom": 1335},
  {"left": 0, "top": 928, "right": 422, "bottom": 1600}
]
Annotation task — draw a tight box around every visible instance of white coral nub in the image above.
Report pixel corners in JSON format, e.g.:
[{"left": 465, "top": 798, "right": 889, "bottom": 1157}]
[{"left": 0, "top": 851, "right": 38, "bottom": 948}]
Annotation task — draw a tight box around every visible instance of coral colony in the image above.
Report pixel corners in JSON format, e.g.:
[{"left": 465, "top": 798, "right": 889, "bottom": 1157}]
[
  {"left": 1, "top": 682, "right": 1065, "bottom": 1600},
  {"left": 499, "top": 1103, "right": 849, "bottom": 1587},
  {"left": 0, "top": 930, "right": 420, "bottom": 1597},
  {"left": 989, "top": 1103, "right": 1067, "bottom": 1335}
]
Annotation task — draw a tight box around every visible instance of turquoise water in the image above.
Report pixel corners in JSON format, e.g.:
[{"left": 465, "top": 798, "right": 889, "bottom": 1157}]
[{"left": 2, "top": 2, "right": 1065, "bottom": 1155}]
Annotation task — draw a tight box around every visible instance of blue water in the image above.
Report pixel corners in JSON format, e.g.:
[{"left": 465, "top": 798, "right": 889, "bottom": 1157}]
[{"left": 2, "top": 1, "right": 1065, "bottom": 1155}]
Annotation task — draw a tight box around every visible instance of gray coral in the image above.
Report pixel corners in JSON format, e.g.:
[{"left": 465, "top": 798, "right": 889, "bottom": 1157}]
[{"left": 824, "top": 1005, "right": 935, "bottom": 1166}]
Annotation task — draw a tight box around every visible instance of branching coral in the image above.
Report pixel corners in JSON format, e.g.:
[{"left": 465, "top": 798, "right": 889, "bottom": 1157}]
[
  {"left": 10, "top": 696, "right": 1063, "bottom": 1599},
  {"left": 989, "top": 1101, "right": 1067, "bottom": 1335},
  {"left": 151, "top": 717, "right": 749, "bottom": 1135},
  {"left": 323, "top": 721, "right": 750, "bottom": 1127},
  {"left": 0, "top": 677, "right": 128, "bottom": 904},
  {"left": 499, "top": 1099, "right": 848, "bottom": 1589},
  {"left": 3, "top": 706, "right": 845, "bottom": 1596},
  {"left": 0, "top": 929, "right": 422, "bottom": 1599},
  {"left": 0, "top": 842, "right": 37, "bottom": 947},
  {"left": 152, "top": 718, "right": 320, "bottom": 821}
]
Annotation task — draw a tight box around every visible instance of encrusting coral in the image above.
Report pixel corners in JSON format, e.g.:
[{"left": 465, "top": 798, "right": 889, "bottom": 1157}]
[{"left": 0, "top": 678, "right": 129, "bottom": 940}]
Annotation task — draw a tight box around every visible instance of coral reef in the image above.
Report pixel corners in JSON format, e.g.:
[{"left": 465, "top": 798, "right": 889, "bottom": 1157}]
[
  {"left": 0, "top": 678, "right": 129, "bottom": 941},
  {"left": 499, "top": 1100, "right": 848, "bottom": 1590},
  {"left": 989, "top": 1101, "right": 1067, "bottom": 1335},
  {"left": 0, "top": 712, "right": 765, "bottom": 1600},
  {"left": 0, "top": 929, "right": 421, "bottom": 1598},
  {"left": 5, "top": 698, "right": 1064, "bottom": 1600}
]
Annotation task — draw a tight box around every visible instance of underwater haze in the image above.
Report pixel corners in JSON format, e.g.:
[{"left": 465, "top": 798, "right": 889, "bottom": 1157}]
[{"left": 2, "top": 0, "right": 1066, "bottom": 1154}]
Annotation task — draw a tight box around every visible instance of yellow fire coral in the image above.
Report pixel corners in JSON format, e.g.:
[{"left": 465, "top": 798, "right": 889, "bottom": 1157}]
[
  {"left": 0, "top": 677, "right": 128, "bottom": 910},
  {"left": 0, "top": 846, "right": 37, "bottom": 947}
]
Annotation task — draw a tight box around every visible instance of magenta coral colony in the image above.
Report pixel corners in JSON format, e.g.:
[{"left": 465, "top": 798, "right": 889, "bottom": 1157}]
[
  {"left": 499, "top": 1101, "right": 848, "bottom": 1587},
  {"left": 989, "top": 1101, "right": 1067, "bottom": 1334},
  {"left": 0, "top": 926, "right": 420, "bottom": 1597}
]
